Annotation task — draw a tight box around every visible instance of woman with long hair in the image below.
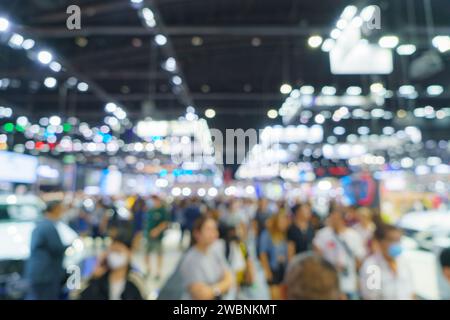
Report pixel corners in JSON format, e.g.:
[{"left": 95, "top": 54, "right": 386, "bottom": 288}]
[
  {"left": 179, "top": 216, "right": 234, "bottom": 300},
  {"left": 259, "top": 211, "right": 290, "bottom": 299}
]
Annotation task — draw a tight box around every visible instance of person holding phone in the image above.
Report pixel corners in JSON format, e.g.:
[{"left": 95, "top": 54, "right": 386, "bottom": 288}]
[{"left": 79, "top": 231, "right": 146, "bottom": 300}]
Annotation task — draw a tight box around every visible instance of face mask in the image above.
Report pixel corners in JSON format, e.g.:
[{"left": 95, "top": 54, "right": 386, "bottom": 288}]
[
  {"left": 107, "top": 252, "right": 128, "bottom": 270},
  {"left": 388, "top": 243, "right": 403, "bottom": 258}
]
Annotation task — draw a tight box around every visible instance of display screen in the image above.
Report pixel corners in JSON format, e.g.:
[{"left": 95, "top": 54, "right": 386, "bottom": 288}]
[{"left": 0, "top": 151, "right": 38, "bottom": 183}]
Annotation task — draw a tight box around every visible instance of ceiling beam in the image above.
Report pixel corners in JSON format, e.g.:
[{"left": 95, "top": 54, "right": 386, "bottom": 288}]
[
  {"left": 17, "top": 25, "right": 450, "bottom": 38},
  {"left": 4, "top": 92, "right": 450, "bottom": 103},
  {"left": 0, "top": 70, "right": 165, "bottom": 80},
  {"left": 1, "top": 92, "right": 282, "bottom": 102}
]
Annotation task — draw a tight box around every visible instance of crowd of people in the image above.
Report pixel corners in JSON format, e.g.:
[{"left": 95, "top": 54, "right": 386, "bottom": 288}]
[{"left": 22, "top": 191, "right": 450, "bottom": 300}]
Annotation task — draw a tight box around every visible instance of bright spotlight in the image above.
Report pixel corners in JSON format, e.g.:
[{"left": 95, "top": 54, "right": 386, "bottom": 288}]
[
  {"left": 341, "top": 6, "right": 358, "bottom": 20},
  {"left": 155, "top": 34, "right": 167, "bottom": 46},
  {"left": 164, "top": 57, "right": 177, "bottom": 72},
  {"left": 432, "top": 35, "right": 450, "bottom": 53},
  {"left": 378, "top": 35, "right": 399, "bottom": 49},
  {"left": 44, "top": 77, "right": 57, "bottom": 89},
  {"left": 308, "top": 35, "right": 323, "bottom": 48},
  {"left": 396, "top": 44, "right": 416, "bottom": 55},
  {"left": 0, "top": 17, "right": 10, "bottom": 32},
  {"left": 171, "top": 75, "right": 182, "bottom": 85},
  {"left": 321, "top": 38, "right": 335, "bottom": 52},
  {"left": 205, "top": 108, "right": 216, "bottom": 118},
  {"left": 330, "top": 28, "right": 341, "bottom": 39},
  {"left": 49, "top": 116, "right": 62, "bottom": 126},
  {"left": 37, "top": 50, "right": 53, "bottom": 64},
  {"left": 267, "top": 109, "right": 278, "bottom": 119},
  {"left": 105, "top": 102, "right": 118, "bottom": 113},
  {"left": 22, "top": 39, "right": 35, "bottom": 50},
  {"left": 346, "top": 86, "right": 362, "bottom": 96},
  {"left": 8, "top": 34, "right": 24, "bottom": 48},
  {"left": 77, "top": 82, "right": 89, "bottom": 92},
  {"left": 300, "top": 85, "right": 315, "bottom": 95},
  {"left": 49, "top": 61, "right": 62, "bottom": 72},
  {"left": 280, "top": 83, "right": 292, "bottom": 94},
  {"left": 321, "top": 86, "right": 336, "bottom": 96},
  {"left": 427, "top": 85, "right": 444, "bottom": 96}
]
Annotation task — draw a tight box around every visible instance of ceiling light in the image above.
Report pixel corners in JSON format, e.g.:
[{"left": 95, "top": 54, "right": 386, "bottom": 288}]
[
  {"left": 370, "top": 82, "right": 385, "bottom": 94},
  {"left": 49, "top": 116, "right": 61, "bottom": 126},
  {"left": 321, "top": 86, "right": 336, "bottom": 96},
  {"left": 333, "top": 126, "right": 345, "bottom": 135},
  {"left": 77, "top": 82, "right": 89, "bottom": 92},
  {"left": 130, "top": 0, "right": 143, "bottom": 4},
  {"left": 164, "top": 57, "right": 177, "bottom": 72},
  {"left": 308, "top": 35, "right": 323, "bottom": 48},
  {"left": 44, "top": 77, "right": 57, "bottom": 88},
  {"left": 145, "top": 18, "right": 156, "bottom": 28},
  {"left": 49, "top": 61, "right": 62, "bottom": 72},
  {"left": 171, "top": 75, "right": 182, "bottom": 85},
  {"left": 105, "top": 103, "right": 117, "bottom": 113},
  {"left": 186, "top": 106, "right": 196, "bottom": 114},
  {"left": 350, "top": 17, "right": 363, "bottom": 28},
  {"left": 141, "top": 8, "right": 154, "bottom": 20},
  {"left": 398, "top": 85, "right": 416, "bottom": 96},
  {"left": 300, "top": 85, "right": 315, "bottom": 95},
  {"left": 396, "top": 44, "right": 416, "bottom": 55},
  {"left": 336, "top": 19, "right": 348, "bottom": 30},
  {"left": 321, "top": 38, "right": 335, "bottom": 52},
  {"left": 185, "top": 112, "right": 196, "bottom": 121},
  {"left": 114, "top": 108, "right": 127, "bottom": 120},
  {"left": 205, "top": 108, "right": 216, "bottom": 119},
  {"left": 0, "top": 17, "right": 10, "bottom": 32},
  {"left": 37, "top": 50, "right": 53, "bottom": 64},
  {"left": 378, "top": 35, "right": 399, "bottom": 49},
  {"left": 314, "top": 114, "right": 325, "bottom": 124},
  {"left": 192, "top": 36, "right": 203, "bottom": 46},
  {"left": 330, "top": 28, "right": 341, "bottom": 39},
  {"left": 357, "top": 126, "right": 370, "bottom": 135},
  {"left": 22, "top": 39, "right": 35, "bottom": 50},
  {"left": 427, "top": 85, "right": 444, "bottom": 96},
  {"left": 432, "top": 36, "right": 450, "bottom": 53},
  {"left": 360, "top": 5, "right": 377, "bottom": 22},
  {"left": 267, "top": 109, "right": 278, "bottom": 119},
  {"left": 280, "top": 83, "right": 292, "bottom": 94},
  {"left": 346, "top": 86, "right": 362, "bottom": 96},
  {"left": 154, "top": 34, "right": 167, "bottom": 46},
  {"left": 8, "top": 33, "right": 24, "bottom": 48},
  {"left": 341, "top": 6, "right": 358, "bottom": 20}
]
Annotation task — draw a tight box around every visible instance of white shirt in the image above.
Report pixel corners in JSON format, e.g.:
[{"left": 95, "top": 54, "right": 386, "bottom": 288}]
[
  {"left": 313, "top": 227, "right": 366, "bottom": 294},
  {"left": 359, "top": 252, "right": 414, "bottom": 300},
  {"left": 353, "top": 223, "right": 374, "bottom": 252},
  {"left": 109, "top": 279, "right": 126, "bottom": 300}
]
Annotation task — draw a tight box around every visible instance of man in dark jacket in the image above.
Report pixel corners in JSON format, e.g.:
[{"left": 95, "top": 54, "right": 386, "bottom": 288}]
[{"left": 24, "top": 201, "right": 68, "bottom": 300}]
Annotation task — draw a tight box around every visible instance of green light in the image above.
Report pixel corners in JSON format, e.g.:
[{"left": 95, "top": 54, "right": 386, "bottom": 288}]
[
  {"left": 63, "top": 155, "right": 76, "bottom": 164},
  {"left": 15, "top": 125, "right": 25, "bottom": 132},
  {"left": 63, "top": 123, "right": 72, "bottom": 132},
  {"left": 4, "top": 123, "right": 14, "bottom": 133}
]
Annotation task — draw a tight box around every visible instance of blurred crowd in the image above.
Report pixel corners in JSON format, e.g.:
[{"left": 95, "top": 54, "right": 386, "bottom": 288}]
[{"left": 22, "top": 192, "right": 450, "bottom": 300}]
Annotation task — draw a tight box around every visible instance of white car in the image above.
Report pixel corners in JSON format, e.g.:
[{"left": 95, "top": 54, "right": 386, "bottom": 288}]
[
  {"left": 0, "top": 194, "right": 86, "bottom": 299},
  {"left": 397, "top": 210, "right": 450, "bottom": 251}
]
